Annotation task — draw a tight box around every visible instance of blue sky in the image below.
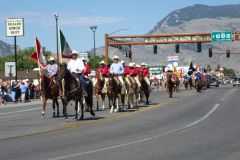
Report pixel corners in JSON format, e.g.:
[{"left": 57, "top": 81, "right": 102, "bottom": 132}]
[{"left": 0, "top": 0, "right": 239, "bottom": 52}]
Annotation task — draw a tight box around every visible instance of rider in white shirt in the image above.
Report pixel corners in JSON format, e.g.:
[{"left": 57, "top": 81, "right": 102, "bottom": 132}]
[{"left": 67, "top": 50, "right": 87, "bottom": 96}]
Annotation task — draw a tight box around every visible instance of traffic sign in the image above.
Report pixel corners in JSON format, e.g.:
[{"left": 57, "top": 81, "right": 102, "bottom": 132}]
[
  {"left": 211, "top": 31, "right": 232, "bottom": 42},
  {"left": 167, "top": 56, "right": 178, "bottom": 62},
  {"left": 148, "top": 66, "right": 164, "bottom": 75},
  {"left": 6, "top": 18, "right": 24, "bottom": 37},
  {"left": 5, "top": 62, "right": 16, "bottom": 77}
]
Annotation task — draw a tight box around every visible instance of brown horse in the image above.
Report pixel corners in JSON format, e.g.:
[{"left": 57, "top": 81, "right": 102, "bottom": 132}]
[
  {"left": 107, "top": 74, "right": 122, "bottom": 113},
  {"left": 138, "top": 71, "right": 150, "bottom": 104},
  {"left": 165, "top": 73, "right": 175, "bottom": 98},
  {"left": 58, "top": 64, "right": 95, "bottom": 120},
  {"left": 94, "top": 72, "right": 107, "bottom": 111},
  {"left": 125, "top": 75, "right": 138, "bottom": 109},
  {"left": 38, "top": 74, "right": 59, "bottom": 118},
  {"left": 173, "top": 78, "right": 180, "bottom": 92}
]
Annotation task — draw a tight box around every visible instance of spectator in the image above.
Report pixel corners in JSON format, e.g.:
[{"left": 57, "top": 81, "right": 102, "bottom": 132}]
[
  {"left": 20, "top": 82, "right": 27, "bottom": 103},
  {"left": 11, "top": 81, "right": 17, "bottom": 103}
]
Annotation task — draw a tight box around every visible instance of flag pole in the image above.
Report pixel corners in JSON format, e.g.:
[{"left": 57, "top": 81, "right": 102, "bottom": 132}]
[
  {"left": 58, "top": 27, "right": 63, "bottom": 64},
  {"left": 35, "top": 36, "right": 41, "bottom": 76}
]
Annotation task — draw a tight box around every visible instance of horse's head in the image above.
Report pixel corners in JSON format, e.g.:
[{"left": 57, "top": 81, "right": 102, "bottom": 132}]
[
  {"left": 38, "top": 74, "right": 48, "bottom": 92},
  {"left": 58, "top": 63, "right": 68, "bottom": 81}
]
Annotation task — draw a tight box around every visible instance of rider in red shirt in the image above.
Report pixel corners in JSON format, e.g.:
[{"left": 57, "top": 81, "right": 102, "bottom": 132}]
[
  {"left": 95, "top": 60, "right": 109, "bottom": 93},
  {"left": 81, "top": 57, "right": 91, "bottom": 76},
  {"left": 140, "top": 63, "right": 151, "bottom": 88},
  {"left": 124, "top": 62, "right": 141, "bottom": 89}
]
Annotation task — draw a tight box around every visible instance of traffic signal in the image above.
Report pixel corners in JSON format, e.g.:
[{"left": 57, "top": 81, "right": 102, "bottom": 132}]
[
  {"left": 209, "top": 48, "right": 212, "bottom": 57},
  {"left": 153, "top": 45, "right": 157, "bottom": 54},
  {"left": 226, "top": 50, "right": 230, "bottom": 58},
  {"left": 197, "top": 42, "right": 202, "bottom": 52},
  {"left": 125, "top": 51, "right": 128, "bottom": 57},
  {"left": 175, "top": 44, "right": 179, "bottom": 53},
  {"left": 128, "top": 50, "right": 132, "bottom": 59}
]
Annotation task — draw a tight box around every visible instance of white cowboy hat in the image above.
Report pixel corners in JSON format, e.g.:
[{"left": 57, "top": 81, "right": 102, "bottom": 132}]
[
  {"left": 49, "top": 56, "right": 55, "bottom": 61},
  {"left": 25, "top": 79, "right": 29, "bottom": 81},
  {"left": 113, "top": 56, "right": 119, "bottom": 60},
  {"left": 132, "top": 62, "right": 136, "bottom": 66},
  {"left": 141, "top": 62, "right": 147, "bottom": 66},
  {"left": 121, "top": 60, "right": 125, "bottom": 64},
  {"left": 136, "top": 64, "right": 141, "bottom": 68},
  {"left": 71, "top": 50, "right": 78, "bottom": 55},
  {"left": 99, "top": 60, "right": 105, "bottom": 64},
  {"left": 129, "top": 62, "right": 134, "bottom": 67}
]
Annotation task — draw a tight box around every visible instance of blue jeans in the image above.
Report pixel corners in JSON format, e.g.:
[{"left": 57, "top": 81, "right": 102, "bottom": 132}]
[{"left": 77, "top": 73, "right": 86, "bottom": 92}]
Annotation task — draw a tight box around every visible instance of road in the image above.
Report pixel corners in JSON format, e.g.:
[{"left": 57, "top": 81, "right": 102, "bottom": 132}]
[{"left": 0, "top": 85, "right": 240, "bottom": 160}]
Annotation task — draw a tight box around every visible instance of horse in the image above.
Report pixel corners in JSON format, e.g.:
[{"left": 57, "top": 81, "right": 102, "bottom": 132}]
[
  {"left": 94, "top": 72, "right": 107, "bottom": 111},
  {"left": 138, "top": 71, "right": 150, "bottom": 104},
  {"left": 58, "top": 64, "right": 95, "bottom": 120},
  {"left": 107, "top": 74, "right": 122, "bottom": 113},
  {"left": 183, "top": 78, "right": 189, "bottom": 90},
  {"left": 125, "top": 75, "right": 138, "bottom": 109},
  {"left": 38, "top": 74, "right": 60, "bottom": 118},
  {"left": 82, "top": 77, "right": 94, "bottom": 113},
  {"left": 165, "top": 73, "right": 175, "bottom": 98},
  {"left": 194, "top": 78, "right": 204, "bottom": 93},
  {"left": 173, "top": 78, "right": 180, "bottom": 92}
]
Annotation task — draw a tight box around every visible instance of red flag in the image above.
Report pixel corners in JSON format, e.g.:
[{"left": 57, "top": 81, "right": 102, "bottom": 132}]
[{"left": 31, "top": 37, "right": 47, "bottom": 67}]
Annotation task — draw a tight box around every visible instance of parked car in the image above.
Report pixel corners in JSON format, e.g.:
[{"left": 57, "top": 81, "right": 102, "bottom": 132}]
[
  {"left": 210, "top": 77, "right": 220, "bottom": 87},
  {"left": 233, "top": 77, "right": 240, "bottom": 87}
]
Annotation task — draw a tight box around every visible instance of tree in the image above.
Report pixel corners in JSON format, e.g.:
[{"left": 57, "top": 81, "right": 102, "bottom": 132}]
[
  {"left": 223, "top": 67, "right": 236, "bottom": 78},
  {"left": 0, "top": 47, "right": 51, "bottom": 71},
  {"left": 88, "top": 55, "right": 112, "bottom": 68}
]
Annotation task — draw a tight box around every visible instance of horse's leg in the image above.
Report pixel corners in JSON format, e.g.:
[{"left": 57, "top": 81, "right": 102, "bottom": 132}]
[
  {"left": 110, "top": 97, "right": 114, "bottom": 113},
  {"left": 63, "top": 99, "right": 69, "bottom": 120},
  {"left": 56, "top": 99, "right": 60, "bottom": 117},
  {"left": 52, "top": 99, "right": 56, "bottom": 118},
  {"left": 79, "top": 100, "right": 84, "bottom": 120},
  {"left": 87, "top": 95, "right": 95, "bottom": 116},
  {"left": 102, "top": 94, "right": 106, "bottom": 110},
  {"left": 75, "top": 100, "right": 79, "bottom": 120},
  {"left": 114, "top": 96, "right": 119, "bottom": 112},
  {"left": 145, "top": 92, "right": 150, "bottom": 105},
  {"left": 96, "top": 93, "right": 100, "bottom": 111},
  {"left": 41, "top": 97, "right": 47, "bottom": 118}
]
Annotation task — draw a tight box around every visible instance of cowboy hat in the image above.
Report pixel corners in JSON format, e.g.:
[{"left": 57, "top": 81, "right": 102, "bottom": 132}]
[
  {"left": 113, "top": 55, "right": 119, "bottom": 60},
  {"left": 71, "top": 50, "right": 78, "bottom": 55},
  {"left": 129, "top": 62, "right": 134, "bottom": 67},
  {"left": 121, "top": 60, "right": 125, "bottom": 64},
  {"left": 99, "top": 60, "right": 105, "bottom": 64},
  {"left": 49, "top": 56, "right": 55, "bottom": 61},
  {"left": 141, "top": 62, "right": 147, "bottom": 66}
]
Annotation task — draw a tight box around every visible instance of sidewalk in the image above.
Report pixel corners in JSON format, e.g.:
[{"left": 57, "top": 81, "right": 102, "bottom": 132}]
[{"left": 0, "top": 99, "right": 45, "bottom": 108}]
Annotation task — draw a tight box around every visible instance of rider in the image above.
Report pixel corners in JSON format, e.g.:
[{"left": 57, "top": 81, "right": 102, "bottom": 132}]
[
  {"left": 124, "top": 62, "right": 141, "bottom": 89},
  {"left": 46, "top": 56, "right": 58, "bottom": 82},
  {"left": 95, "top": 60, "right": 109, "bottom": 93},
  {"left": 67, "top": 50, "right": 87, "bottom": 96},
  {"left": 140, "top": 63, "right": 151, "bottom": 88},
  {"left": 194, "top": 71, "right": 202, "bottom": 81},
  {"left": 81, "top": 57, "right": 91, "bottom": 77},
  {"left": 110, "top": 56, "right": 126, "bottom": 94}
]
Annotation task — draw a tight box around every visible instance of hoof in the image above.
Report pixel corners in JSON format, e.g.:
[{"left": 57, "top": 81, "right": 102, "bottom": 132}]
[
  {"left": 114, "top": 109, "right": 118, "bottom": 112},
  {"left": 53, "top": 112, "right": 56, "bottom": 118},
  {"left": 90, "top": 111, "right": 95, "bottom": 116},
  {"left": 57, "top": 112, "right": 60, "bottom": 117},
  {"left": 80, "top": 116, "right": 84, "bottom": 120},
  {"left": 146, "top": 101, "right": 150, "bottom": 105}
]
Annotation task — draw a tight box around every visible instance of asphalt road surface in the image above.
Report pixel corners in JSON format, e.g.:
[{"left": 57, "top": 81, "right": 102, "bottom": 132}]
[{"left": 0, "top": 85, "right": 240, "bottom": 160}]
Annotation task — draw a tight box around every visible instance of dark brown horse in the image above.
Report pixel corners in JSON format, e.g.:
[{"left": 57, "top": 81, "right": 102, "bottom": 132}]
[
  {"left": 107, "top": 74, "right": 122, "bottom": 113},
  {"left": 58, "top": 64, "right": 95, "bottom": 120},
  {"left": 38, "top": 74, "right": 59, "bottom": 118},
  {"left": 165, "top": 73, "right": 175, "bottom": 98},
  {"left": 138, "top": 71, "right": 150, "bottom": 104}
]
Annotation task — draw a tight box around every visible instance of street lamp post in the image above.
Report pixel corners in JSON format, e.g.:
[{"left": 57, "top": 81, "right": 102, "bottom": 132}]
[
  {"left": 54, "top": 14, "right": 59, "bottom": 72},
  {"left": 90, "top": 26, "right": 97, "bottom": 69}
]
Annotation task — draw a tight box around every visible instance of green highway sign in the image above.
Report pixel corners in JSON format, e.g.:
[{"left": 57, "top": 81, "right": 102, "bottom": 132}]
[
  {"left": 148, "top": 66, "right": 164, "bottom": 75},
  {"left": 211, "top": 31, "right": 232, "bottom": 42}
]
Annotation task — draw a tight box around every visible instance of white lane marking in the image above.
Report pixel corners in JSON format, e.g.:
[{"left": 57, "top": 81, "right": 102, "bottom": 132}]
[
  {"left": 49, "top": 104, "right": 220, "bottom": 160},
  {"left": 0, "top": 108, "right": 41, "bottom": 115}
]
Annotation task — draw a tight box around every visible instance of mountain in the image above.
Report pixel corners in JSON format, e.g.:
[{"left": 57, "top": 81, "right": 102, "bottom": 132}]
[
  {"left": 96, "top": 4, "right": 240, "bottom": 72},
  {"left": 0, "top": 40, "right": 15, "bottom": 56}
]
